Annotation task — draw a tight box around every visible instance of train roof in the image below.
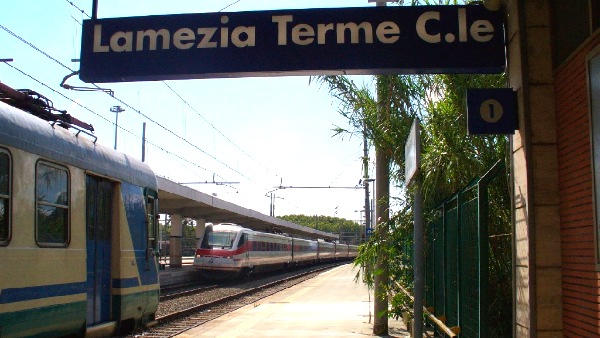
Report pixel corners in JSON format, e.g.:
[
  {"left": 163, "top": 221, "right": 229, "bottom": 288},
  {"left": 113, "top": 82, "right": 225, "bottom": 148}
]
[
  {"left": 210, "top": 223, "right": 293, "bottom": 238},
  {"left": 0, "top": 100, "right": 156, "bottom": 189},
  {"left": 210, "top": 223, "right": 245, "bottom": 231}
]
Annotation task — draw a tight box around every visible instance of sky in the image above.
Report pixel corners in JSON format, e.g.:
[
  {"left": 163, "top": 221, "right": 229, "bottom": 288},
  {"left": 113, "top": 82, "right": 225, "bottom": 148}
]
[{"left": 1, "top": 0, "right": 383, "bottom": 223}]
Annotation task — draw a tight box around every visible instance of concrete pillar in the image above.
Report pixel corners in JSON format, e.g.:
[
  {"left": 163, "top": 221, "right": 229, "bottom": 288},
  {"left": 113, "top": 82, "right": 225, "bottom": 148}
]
[
  {"left": 195, "top": 218, "right": 206, "bottom": 249},
  {"left": 506, "top": 0, "right": 562, "bottom": 336},
  {"left": 169, "top": 213, "right": 183, "bottom": 267}
]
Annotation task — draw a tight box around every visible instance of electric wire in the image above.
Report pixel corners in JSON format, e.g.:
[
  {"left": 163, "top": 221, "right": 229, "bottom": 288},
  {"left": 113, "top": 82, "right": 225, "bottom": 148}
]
[
  {"left": 4, "top": 62, "right": 117, "bottom": 130},
  {"left": 95, "top": 85, "right": 258, "bottom": 184},
  {"left": 64, "top": 0, "right": 271, "bottom": 184},
  {"left": 1, "top": 23, "right": 255, "bottom": 184},
  {"left": 65, "top": 0, "right": 244, "bottom": 16},
  {"left": 219, "top": 0, "right": 243, "bottom": 12},
  {"left": 63, "top": 0, "right": 280, "bottom": 191},
  {"left": 64, "top": 0, "right": 91, "bottom": 18},
  {"left": 0, "top": 24, "right": 72, "bottom": 73},
  {"left": 4, "top": 10, "right": 362, "bottom": 216},
  {"left": 2, "top": 62, "right": 222, "bottom": 180},
  {"left": 162, "top": 81, "right": 279, "bottom": 177}
]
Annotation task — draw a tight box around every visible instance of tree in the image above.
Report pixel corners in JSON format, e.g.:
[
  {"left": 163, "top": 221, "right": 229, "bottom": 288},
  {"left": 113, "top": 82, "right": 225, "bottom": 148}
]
[
  {"left": 317, "top": 71, "right": 511, "bottom": 336},
  {"left": 279, "top": 214, "right": 362, "bottom": 244}
]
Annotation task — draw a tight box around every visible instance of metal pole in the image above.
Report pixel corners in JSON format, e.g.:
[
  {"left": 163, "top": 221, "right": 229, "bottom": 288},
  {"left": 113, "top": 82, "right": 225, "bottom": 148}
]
[
  {"left": 414, "top": 179, "right": 424, "bottom": 338},
  {"left": 110, "top": 106, "right": 125, "bottom": 150},
  {"left": 406, "top": 118, "right": 423, "bottom": 338},
  {"left": 92, "top": 0, "right": 98, "bottom": 20},
  {"left": 363, "top": 119, "right": 371, "bottom": 242},
  {"left": 114, "top": 109, "right": 118, "bottom": 149},
  {"left": 142, "top": 122, "right": 146, "bottom": 162}
]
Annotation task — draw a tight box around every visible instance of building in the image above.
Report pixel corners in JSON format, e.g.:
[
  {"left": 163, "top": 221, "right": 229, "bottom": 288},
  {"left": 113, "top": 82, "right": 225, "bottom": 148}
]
[{"left": 506, "top": 0, "right": 600, "bottom": 336}]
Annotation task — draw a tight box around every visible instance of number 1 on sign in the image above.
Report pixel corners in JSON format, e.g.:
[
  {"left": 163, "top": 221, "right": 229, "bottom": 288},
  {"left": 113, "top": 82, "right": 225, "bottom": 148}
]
[{"left": 480, "top": 99, "right": 503, "bottom": 123}]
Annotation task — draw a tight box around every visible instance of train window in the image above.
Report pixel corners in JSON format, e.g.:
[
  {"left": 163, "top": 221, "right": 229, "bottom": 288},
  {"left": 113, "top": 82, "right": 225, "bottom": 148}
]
[
  {"left": 238, "top": 233, "right": 246, "bottom": 248},
  {"left": 200, "top": 226, "right": 213, "bottom": 249},
  {"left": 205, "top": 230, "right": 236, "bottom": 249},
  {"left": 36, "top": 161, "right": 69, "bottom": 247},
  {"left": 0, "top": 149, "right": 10, "bottom": 244}
]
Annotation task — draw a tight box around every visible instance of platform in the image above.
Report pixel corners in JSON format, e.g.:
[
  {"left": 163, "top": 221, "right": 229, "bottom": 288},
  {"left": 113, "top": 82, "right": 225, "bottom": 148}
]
[
  {"left": 158, "top": 257, "right": 200, "bottom": 287},
  {"left": 175, "top": 263, "right": 409, "bottom": 337}
]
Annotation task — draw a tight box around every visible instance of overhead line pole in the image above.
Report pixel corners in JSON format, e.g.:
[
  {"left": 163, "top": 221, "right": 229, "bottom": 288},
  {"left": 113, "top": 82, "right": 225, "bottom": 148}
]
[
  {"left": 142, "top": 122, "right": 146, "bottom": 162},
  {"left": 363, "top": 118, "right": 372, "bottom": 242}
]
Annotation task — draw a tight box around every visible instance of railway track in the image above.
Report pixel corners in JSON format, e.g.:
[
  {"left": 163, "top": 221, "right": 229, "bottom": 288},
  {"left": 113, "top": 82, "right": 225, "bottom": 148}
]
[
  {"left": 159, "top": 284, "right": 219, "bottom": 302},
  {"left": 129, "top": 263, "right": 344, "bottom": 338}
]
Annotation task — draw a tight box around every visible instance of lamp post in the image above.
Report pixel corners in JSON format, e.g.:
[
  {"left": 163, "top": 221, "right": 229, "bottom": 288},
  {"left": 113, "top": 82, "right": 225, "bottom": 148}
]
[{"left": 110, "top": 105, "right": 125, "bottom": 150}]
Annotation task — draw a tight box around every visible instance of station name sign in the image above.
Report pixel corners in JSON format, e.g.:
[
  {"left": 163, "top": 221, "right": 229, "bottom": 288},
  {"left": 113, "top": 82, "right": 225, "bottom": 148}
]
[{"left": 79, "top": 5, "right": 505, "bottom": 83}]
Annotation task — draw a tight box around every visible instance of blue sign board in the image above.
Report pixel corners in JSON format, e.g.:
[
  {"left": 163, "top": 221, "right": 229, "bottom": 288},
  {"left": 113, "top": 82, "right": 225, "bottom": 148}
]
[
  {"left": 79, "top": 5, "right": 505, "bottom": 83},
  {"left": 467, "top": 88, "right": 517, "bottom": 135},
  {"left": 366, "top": 227, "right": 374, "bottom": 240}
]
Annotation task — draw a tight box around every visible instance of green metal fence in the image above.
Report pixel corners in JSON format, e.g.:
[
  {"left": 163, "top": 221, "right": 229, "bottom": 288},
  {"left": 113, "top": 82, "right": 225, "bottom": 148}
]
[{"left": 423, "top": 161, "right": 506, "bottom": 337}]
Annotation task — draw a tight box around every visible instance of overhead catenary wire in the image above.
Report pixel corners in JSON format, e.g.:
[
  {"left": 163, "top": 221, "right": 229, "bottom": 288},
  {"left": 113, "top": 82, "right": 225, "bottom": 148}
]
[
  {"left": 2, "top": 62, "right": 222, "bottom": 180},
  {"left": 66, "top": 0, "right": 277, "bottom": 187},
  {"left": 219, "top": 0, "right": 243, "bottom": 12},
  {"left": 4, "top": 4, "right": 364, "bottom": 218},
  {"left": 0, "top": 23, "right": 257, "bottom": 185},
  {"left": 64, "top": 0, "right": 91, "bottom": 18},
  {"left": 59, "top": 0, "right": 328, "bottom": 196},
  {"left": 65, "top": 0, "right": 244, "bottom": 17},
  {"left": 162, "top": 81, "right": 279, "bottom": 178},
  {"left": 95, "top": 84, "right": 258, "bottom": 184}
]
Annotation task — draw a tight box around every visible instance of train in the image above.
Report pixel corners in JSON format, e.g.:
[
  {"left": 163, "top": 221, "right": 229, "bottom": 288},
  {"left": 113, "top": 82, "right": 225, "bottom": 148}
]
[
  {"left": 193, "top": 223, "right": 359, "bottom": 278},
  {"left": 0, "top": 85, "right": 160, "bottom": 337},
  {"left": 0, "top": 83, "right": 359, "bottom": 337}
]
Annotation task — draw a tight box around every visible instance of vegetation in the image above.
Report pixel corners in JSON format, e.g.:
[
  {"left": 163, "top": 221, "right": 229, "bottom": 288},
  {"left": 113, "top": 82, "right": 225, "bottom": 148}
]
[
  {"left": 317, "top": 71, "right": 512, "bottom": 337},
  {"left": 159, "top": 217, "right": 197, "bottom": 239},
  {"left": 278, "top": 214, "right": 363, "bottom": 244}
]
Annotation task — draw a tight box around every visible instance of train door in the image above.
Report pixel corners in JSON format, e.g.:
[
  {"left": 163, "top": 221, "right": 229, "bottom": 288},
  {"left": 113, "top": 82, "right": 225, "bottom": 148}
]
[
  {"left": 239, "top": 233, "right": 249, "bottom": 265},
  {"left": 145, "top": 193, "right": 158, "bottom": 271},
  {"left": 85, "top": 175, "right": 113, "bottom": 326}
]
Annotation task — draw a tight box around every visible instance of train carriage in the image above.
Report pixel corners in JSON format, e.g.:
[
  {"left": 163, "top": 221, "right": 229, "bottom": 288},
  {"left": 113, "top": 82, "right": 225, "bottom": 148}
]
[
  {"left": 334, "top": 242, "right": 348, "bottom": 260},
  {"left": 0, "top": 93, "right": 160, "bottom": 337},
  {"left": 194, "top": 223, "right": 293, "bottom": 278},
  {"left": 194, "top": 223, "right": 358, "bottom": 279},
  {"left": 348, "top": 244, "right": 359, "bottom": 259},
  {"left": 291, "top": 237, "right": 318, "bottom": 266},
  {"left": 247, "top": 229, "right": 293, "bottom": 272},
  {"left": 317, "top": 240, "right": 335, "bottom": 262}
]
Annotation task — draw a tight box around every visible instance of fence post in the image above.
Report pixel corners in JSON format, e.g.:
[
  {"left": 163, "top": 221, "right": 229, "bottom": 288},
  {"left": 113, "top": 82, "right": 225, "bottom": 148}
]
[{"left": 477, "top": 160, "right": 504, "bottom": 337}]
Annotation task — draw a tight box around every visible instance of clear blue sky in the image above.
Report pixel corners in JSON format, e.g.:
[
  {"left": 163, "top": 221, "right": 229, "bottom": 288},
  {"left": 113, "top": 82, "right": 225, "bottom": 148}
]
[{"left": 1, "top": 0, "right": 381, "bottom": 222}]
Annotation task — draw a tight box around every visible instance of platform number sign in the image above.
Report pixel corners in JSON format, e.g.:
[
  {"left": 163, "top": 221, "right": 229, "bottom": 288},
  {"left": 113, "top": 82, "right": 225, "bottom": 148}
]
[{"left": 467, "top": 88, "right": 517, "bottom": 135}]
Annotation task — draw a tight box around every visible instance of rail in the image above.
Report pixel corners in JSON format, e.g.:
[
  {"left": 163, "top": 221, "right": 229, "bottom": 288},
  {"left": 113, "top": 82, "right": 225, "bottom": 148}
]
[{"left": 393, "top": 281, "right": 460, "bottom": 337}]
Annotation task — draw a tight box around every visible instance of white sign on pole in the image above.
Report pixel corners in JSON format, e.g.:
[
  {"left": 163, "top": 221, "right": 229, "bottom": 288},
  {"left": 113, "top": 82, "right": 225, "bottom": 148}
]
[{"left": 405, "top": 118, "right": 421, "bottom": 186}]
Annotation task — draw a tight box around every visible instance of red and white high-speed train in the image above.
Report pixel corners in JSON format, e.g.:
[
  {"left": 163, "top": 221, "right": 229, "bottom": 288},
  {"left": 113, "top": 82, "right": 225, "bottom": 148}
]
[{"left": 193, "top": 223, "right": 358, "bottom": 278}]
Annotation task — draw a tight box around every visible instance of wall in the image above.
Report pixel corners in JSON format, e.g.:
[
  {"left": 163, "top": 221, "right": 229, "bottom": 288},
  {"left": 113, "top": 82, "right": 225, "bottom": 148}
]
[
  {"left": 506, "top": 0, "right": 563, "bottom": 336},
  {"left": 555, "top": 32, "right": 600, "bottom": 337}
]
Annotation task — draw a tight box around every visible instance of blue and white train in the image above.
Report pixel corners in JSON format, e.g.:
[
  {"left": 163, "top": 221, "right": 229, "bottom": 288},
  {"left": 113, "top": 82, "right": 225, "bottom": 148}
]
[{"left": 0, "top": 85, "right": 160, "bottom": 337}]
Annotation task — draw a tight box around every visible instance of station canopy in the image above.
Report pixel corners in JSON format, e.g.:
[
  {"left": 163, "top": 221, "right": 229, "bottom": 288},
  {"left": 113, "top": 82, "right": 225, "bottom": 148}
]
[{"left": 157, "top": 177, "right": 338, "bottom": 241}]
